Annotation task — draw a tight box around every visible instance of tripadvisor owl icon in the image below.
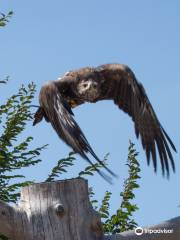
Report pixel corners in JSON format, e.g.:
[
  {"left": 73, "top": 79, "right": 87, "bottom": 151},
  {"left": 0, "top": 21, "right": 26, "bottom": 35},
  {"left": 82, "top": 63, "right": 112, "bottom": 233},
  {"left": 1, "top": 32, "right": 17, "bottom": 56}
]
[{"left": 135, "top": 227, "right": 143, "bottom": 235}]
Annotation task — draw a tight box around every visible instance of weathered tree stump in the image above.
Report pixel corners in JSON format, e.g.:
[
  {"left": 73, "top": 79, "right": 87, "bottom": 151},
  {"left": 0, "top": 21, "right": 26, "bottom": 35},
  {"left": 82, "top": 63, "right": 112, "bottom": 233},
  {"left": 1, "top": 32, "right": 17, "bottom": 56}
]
[
  {"left": 0, "top": 178, "right": 103, "bottom": 240},
  {"left": 0, "top": 177, "right": 180, "bottom": 240}
]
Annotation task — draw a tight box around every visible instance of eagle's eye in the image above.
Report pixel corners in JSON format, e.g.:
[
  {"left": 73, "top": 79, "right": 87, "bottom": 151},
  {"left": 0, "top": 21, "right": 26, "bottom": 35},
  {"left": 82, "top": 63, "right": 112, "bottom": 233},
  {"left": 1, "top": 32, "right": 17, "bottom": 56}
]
[{"left": 83, "top": 83, "right": 88, "bottom": 88}]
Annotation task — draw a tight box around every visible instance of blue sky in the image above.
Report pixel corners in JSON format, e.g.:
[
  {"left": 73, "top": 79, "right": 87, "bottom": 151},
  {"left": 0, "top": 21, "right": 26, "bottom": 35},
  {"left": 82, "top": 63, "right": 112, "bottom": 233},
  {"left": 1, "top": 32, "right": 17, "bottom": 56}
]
[{"left": 0, "top": 0, "right": 179, "bottom": 227}]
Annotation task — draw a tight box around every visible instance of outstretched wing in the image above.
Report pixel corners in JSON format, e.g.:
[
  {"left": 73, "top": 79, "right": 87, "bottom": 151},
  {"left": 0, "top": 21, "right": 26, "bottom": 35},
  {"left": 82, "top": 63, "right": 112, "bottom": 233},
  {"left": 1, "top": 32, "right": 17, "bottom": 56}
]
[
  {"left": 95, "top": 63, "right": 176, "bottom": 176},
  {"left": 33, "top": 81, "right": 116, "bottom": 182}
]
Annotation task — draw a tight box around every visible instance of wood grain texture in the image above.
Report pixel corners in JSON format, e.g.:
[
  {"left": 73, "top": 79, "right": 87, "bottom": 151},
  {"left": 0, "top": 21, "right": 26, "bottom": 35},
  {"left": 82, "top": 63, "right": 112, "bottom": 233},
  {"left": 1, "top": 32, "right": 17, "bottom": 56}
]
[
  {"left": 0, "top": 178, "right": 103, "bottom": 240},
  {"left": 0, "top": 200, "right": 15, "bottom": 238}
]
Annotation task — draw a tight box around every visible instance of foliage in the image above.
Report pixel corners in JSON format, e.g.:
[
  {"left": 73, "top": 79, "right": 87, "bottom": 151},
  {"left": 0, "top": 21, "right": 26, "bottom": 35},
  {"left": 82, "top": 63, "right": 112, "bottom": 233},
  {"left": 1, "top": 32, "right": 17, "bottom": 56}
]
[
  {"left": 100, "top": 141, "right": 141, "bottom": 233},
  {"left": 46, "top": 152, "right": 110, "bottom": 181},
  {"left": 0, "top": 82, "right": 47, "bottom": 203},
  {"left": 78, "top": 153, "right": 109, "bottom": 177},
  {"left": 0, "top": 11, "right": 13, "bottom": 27},
  {"left": 46, "top": 152, "right": 76, "bottom": 182},
  {"left": 99, "top": 191, "right": 112, "bottom": 219},
  {"left": 88, "top": 187, "right": 99, "bottom": 210}
]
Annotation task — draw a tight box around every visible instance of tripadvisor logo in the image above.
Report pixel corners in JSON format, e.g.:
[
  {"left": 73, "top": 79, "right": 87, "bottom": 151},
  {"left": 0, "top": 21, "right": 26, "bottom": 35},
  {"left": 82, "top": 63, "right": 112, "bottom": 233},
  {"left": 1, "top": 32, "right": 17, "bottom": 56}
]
[
  {"left": 135, "top": 227, "right": 143, "bottom": 235},
  {"left": 135, "top": 227, "right": 174, "bottom": 235}
]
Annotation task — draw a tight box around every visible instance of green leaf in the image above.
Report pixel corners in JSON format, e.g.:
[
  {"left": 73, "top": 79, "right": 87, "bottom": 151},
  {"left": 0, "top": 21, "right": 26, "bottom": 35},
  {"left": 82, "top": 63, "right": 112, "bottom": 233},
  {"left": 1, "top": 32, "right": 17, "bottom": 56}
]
[
  {"left": 46, "top": 152, "right": 76, "bottom": 182},
  {"left": 78, "top": 153, "right": 109, "bottom": 177},
  {"left": 100, "top": 141, "right": 141, "bottom": 234},
  {"left": 0, "top": 82, "right": 45, "bottom": 203}
]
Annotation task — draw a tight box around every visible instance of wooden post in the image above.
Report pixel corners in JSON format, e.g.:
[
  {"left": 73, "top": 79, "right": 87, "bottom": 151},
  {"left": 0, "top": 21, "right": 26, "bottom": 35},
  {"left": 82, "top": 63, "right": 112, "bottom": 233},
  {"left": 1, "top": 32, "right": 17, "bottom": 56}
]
[
  {"left": 0, "top": 178, "right": 180, "bottom": 240},
  {"left": 0, "top": 178, "right": 103, "bottom": 240}
]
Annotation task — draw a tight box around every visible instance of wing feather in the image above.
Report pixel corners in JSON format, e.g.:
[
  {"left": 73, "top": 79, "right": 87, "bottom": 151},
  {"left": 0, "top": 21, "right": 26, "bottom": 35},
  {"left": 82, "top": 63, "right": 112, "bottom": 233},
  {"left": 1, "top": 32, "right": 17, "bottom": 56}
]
[
  {"left": 35, "top": 81, "right": 116, "bottom": 182},
  {"left": 34, "top": 63, "right": 176, "bottom": 178},
  {"left": 95, "top": 63, "right": 176, "bottom": 176}
]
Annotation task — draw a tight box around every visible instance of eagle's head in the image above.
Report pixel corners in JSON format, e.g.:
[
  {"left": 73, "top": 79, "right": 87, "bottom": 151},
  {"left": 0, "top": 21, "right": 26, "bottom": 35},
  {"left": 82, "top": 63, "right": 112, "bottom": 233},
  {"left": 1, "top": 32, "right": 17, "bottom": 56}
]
[{"left": 76, "top": 75, "right": 102, "bottom": 102}]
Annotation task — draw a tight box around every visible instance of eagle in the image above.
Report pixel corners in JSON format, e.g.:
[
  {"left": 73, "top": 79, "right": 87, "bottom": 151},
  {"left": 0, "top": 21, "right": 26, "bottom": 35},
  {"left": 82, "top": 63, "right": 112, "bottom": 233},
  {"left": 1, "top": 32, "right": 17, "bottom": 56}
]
[{"left": 33, "top": 63, "right": 176, "bottom": 181}]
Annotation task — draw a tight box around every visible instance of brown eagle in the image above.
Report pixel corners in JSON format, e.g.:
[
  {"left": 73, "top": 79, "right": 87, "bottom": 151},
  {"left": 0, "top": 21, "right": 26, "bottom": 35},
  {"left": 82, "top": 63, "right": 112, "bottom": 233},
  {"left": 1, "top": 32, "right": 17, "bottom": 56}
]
[{"left": 33, "top": 63, "right": 176, "bottom": 181}]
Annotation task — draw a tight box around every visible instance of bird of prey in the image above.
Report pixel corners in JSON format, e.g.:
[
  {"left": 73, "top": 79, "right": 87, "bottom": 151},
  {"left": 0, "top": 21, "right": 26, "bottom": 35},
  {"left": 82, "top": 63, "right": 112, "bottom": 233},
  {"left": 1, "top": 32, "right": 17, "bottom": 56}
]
[{"left": 33, "top": 63, "right": 176, "bottom": 181}]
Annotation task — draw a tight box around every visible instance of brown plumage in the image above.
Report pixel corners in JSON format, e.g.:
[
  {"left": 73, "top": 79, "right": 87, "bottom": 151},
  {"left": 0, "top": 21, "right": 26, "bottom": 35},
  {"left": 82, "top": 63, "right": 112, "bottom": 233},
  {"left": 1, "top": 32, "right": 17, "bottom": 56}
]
[{"left": 33, "top": 63, "right": 176, "bottom": 180}]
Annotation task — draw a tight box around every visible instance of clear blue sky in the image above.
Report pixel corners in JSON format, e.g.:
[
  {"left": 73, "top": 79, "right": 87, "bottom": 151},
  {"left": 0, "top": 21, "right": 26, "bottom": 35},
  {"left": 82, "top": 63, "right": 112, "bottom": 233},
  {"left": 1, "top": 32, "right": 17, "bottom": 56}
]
[{"left": 1, "top": 0, "right": 180, "bottom": 227}]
